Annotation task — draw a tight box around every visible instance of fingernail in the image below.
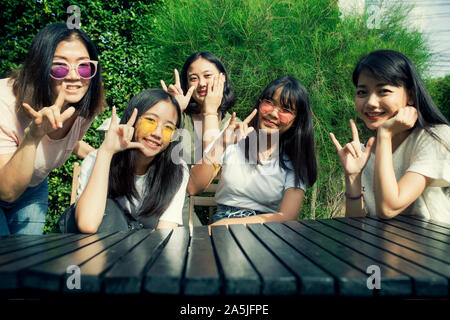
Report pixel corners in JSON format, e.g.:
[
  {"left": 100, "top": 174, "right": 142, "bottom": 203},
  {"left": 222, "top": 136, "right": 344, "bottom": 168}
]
[{"left": 58, "top": 122, "right": 63, "bottom": 128}]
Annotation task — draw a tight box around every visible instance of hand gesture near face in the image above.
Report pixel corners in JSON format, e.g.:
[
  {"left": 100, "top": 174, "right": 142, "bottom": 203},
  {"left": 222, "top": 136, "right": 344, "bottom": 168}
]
[
  {"left": 330, "top": 119, "right": 375, "bottom": 176},
  {"left": 160, "top": 69, "right": 195, "bottom": 112},
  {"left": 223, "top": 110, "right": 257, "bottom": 146},
  {"left": 203, "top": 73, "right": 225, "bottom": 114},
  {"left": 380, "top": 106, "right": 417, "bottom": 138},
  {"left": 100, "top": 107, "right": 146, "bottom": 155},
  {"left": 22, "top": 86, "right": 75, "bottom": 140}
]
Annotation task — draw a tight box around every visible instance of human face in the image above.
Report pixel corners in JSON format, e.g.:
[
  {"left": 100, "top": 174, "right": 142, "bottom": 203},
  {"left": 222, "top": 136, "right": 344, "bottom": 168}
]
[
  {"left": 258, "top": 86, "right": 296, "bottom": 136},
  {"left": 134, "top": 99, "right": 178, "bottom": 158},
  {"left": 51, "top": 39, "right": 92, "bottom": 106},
  {"left": 355, "top": 71, "right": 413, "bottom": 130},
  {"left": 187, "top": 58, "right": 222, "bottom": 105}
]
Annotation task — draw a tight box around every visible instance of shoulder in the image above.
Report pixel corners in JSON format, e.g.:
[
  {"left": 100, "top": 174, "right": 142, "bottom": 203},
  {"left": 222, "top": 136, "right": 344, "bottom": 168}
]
[{"left": 0, "top": 78, "right": 17, "bottom": 108}]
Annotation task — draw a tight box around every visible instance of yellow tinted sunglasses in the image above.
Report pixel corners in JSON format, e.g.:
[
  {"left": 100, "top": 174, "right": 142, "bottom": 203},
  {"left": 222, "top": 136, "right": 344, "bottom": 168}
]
[{"left": 140, "top": 117, "right": 179, "bottom": 142}]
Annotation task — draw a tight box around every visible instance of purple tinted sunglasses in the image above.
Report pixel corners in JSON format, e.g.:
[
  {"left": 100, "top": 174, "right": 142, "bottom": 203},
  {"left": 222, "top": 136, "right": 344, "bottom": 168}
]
[{"left": 50, "top": 60, "right": 98, "bottom": 80}]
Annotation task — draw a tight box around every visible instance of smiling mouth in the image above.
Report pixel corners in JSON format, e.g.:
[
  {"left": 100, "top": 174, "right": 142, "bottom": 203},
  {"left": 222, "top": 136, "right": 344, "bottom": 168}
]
[
  {"left": 263, "top": 119, "right": 278, "bottom": 128},
  {"left": 65, "top": 85, "right": 82, "bottom": 91},
  {"left": 143, "top": 138, "right": 161, "bottom": 149},
  {"left": 365, "top": 111, "right": 385, "bottom": 120}
]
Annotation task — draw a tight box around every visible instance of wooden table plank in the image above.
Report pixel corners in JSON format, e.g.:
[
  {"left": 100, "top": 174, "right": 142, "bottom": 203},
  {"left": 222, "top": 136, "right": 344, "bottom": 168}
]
[
  {"left": 269, "top": 222, "right": 371, "bottom": 296},
  {"left": 229, "top": 224, "right": 297, "bottom": 295},
  {"left": 394, "top": 216, "right": 450, "bottom": 235},
  {"left": 248, "top": 223, "right": 334, "bottom": 296},
  {"left": 183, "top": 226, "right": 220, "bottom": 295},
  {"left": 368, "top": 217, "right": 450, "bottom": 244},
  {"left": 0, "top": 234, "right": 90, "bottom": 266},
  {"left": 317, "top": 219, "right": 447, "bottom": 296},
  {"left": 144, "top": 227, "right": 189, "bottom": 295},
  {"left": 334, "top": 219, "right": 450, "bottom": 294},
  {"left": 0, "top": 234, "right": 73, "bottom": 254},
  {"left": 360, "top": 218, "right": 450, "bottom": 252},
  {"left": 69, "top": 229, "right": 155, "bottom": 293},
  {"left": 343, "top": 219, "right": 450, "bottom": 264},
  {"left": 299, "top": 220, "right": 411, "bottom": 296},
  {"left": 404, "top": 216, "right": 450, "bottom": 230},
  {"left": 210, "top": 225, "right": 260, "bottom": 295},
  {"left": 0, "top": 233, "right": 113, "bottom": 290},
  {"left": 102, "top": 228, "right": 172, "bottom": 294},
  {"left": 21, "top": 232, "right": 130, "bottom": 291},
  {"left": 0, "top": 234, "right": 60, "bottom": 248}
]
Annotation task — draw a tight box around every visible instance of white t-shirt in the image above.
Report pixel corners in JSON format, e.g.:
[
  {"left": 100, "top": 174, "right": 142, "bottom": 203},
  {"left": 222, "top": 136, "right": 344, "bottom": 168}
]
[
  {"left": 214, "top": 143, "right": 306, "bottom": 213},
  {"left": 362, "top": 125, "right": 450, "bottom": 223},
  {"left": 77, "top": 150, "right": 188, "bottom": 227}
]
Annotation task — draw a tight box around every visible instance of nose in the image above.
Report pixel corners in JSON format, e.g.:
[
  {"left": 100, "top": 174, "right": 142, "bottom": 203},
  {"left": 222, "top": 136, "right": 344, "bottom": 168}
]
[
  {"left": 198, "top": 76, "right": 207, "bottom": 87},
  {"left": 66, "top": 64, "right": 80, "bottom": 80},
  {"left": 366, "top": 93, "right": 380, "bottom": 108},
  {"left": 150, "top": 122, "right": 163, "bottom": 141}
]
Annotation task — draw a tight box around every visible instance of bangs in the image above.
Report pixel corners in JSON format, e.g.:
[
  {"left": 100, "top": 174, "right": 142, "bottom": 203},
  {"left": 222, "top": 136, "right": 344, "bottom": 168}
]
[
  {"left": 353, "top": 52, "right": 410, "bottom": 88},
  {"left": 263, "top": 84, "right": 297, "bottom": 112}
]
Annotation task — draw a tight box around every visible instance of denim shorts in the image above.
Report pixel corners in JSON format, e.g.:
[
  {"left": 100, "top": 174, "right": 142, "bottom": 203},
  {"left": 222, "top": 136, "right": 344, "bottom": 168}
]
[
  {"left": 213, "top": 204, "right": 264, "bottom": 223},
  {"left": 0, "top": 178, "right": 48, "bottom": 235}
]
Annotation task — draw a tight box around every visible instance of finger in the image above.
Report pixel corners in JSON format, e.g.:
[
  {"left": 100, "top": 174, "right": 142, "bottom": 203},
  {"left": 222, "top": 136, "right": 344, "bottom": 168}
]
[
  {"left": 42, "top": 109, "right": 57, "bottom": 130},
  {"left": 54, "top": 85, "right": 66, "bottom": 110},
  {"left": 51, "top": 107, "right": 63, "bottom": 129},
  {"left": 244, "top": 109, "right": 257, "bottom": 124},
  {"left": 329, "top": 132, "right": 343, "bottom": 151},
  {"left": 228, "top": 112, "right": 236, "bottom": 129},
  {"left": 174, "top": 69, "right": 181, "bottom": 88},
  {"left": 212, "top": 73, "right": 219, "bottom": 93},
  {"left": 22, "top": 103, "right": 40, "bottom": 118},
  {"left": 160, "top": 80, "right": 168, "bottom": 92},
  {"left": 351, "top": 141, "right": 362, "bottom": 158},
  {"left": 345, "top": 143, "right": 357, "bottom": 158},
  {"left": 364, "top": 137, "right": 376, "bottom": 156},
  {"left": 127, "top": 108, "right": 138, "bottom": 127},
  {"left": 168, "top": 84, "right": 178, "bottom": 94},
  {"left": 349, "top": 119, "right": 360, "bottom": 143},
  {"left": 186, "top": 85, "right": 195, "bottom": 100},
  {"left": 111, "top": 106, "right": 118, "bottom": 127},
  {"left": 60, "top": 106, "right": 76, "bottom": 123},
  {"left": 207, "top": 74, "right": 214, "bottom": 94},
  {"left": 126, "top": 141, "right": 146, "bottom": 152}
]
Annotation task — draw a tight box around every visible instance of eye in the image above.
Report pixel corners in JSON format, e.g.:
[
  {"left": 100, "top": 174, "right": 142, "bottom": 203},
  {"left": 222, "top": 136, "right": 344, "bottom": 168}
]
[
  {"left": 189, "top": 76, "right": 198, "bottom": 82},
  {"left": 280, "top": 108, "right": 294, "bottom": 115},
  {"left": 356, "top": 90, "right": 367, "bottom": 96}
]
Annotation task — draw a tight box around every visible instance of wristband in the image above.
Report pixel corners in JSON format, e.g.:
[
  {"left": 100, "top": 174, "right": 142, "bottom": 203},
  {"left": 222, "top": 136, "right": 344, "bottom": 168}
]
[
  {"left": 203, "top": 112, "right": 218, "bottom": 117},
  {"left": 344, "top": 191, "right": 364, "bottom": 200}
]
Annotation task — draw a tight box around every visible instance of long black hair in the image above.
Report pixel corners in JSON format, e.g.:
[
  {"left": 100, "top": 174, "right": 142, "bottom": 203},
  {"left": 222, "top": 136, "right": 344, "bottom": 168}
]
[
  {"left": 11, "top": 22, "right": 105, "bottom": 118},
  {"left": 180, "top": 52, "right": 236, "bottom": 115},
  {"left": 246, "top": 76, "right": 317, "bottom": 188},
  {"left": 353, "top": 49, "right": 449, "bottom": 149},
  {"left": 108, "top": 89, "right": 184, "bottom": 218}
]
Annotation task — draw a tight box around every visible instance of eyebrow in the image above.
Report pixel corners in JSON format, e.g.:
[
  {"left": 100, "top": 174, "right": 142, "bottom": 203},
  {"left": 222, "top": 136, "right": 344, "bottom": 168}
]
[
  {"left": 53, "top": 55, "right": 91, "bottom": 61},
  {"left": 188, "top": 70, "right": 214, "bottom": 76},
  {"left": 144, "top": 113, "right": 176, "bottom": 126},
  {"left": 357, "top": 83, "right": 389, "bottom": 88}
]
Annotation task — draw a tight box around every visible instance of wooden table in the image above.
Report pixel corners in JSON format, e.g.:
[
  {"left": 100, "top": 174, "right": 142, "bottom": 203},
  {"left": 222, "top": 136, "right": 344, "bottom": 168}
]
[{"left": 1, "top": 216, "right": 449, "bottom": 298}]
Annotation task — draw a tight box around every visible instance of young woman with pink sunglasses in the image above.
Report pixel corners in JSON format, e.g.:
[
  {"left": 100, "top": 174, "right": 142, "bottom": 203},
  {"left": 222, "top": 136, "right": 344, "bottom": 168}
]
[
  {"left": 188, "top": 76, "right": 318, "bottom": 225},
  {"left": 0, "top": 23, "right": 105, "bottom": 235}
]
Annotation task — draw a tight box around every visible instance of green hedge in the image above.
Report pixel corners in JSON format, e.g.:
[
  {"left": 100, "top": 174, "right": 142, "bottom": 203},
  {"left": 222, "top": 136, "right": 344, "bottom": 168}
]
[{"left": 1, "top": 0, "right": 448, "bottom": 232}]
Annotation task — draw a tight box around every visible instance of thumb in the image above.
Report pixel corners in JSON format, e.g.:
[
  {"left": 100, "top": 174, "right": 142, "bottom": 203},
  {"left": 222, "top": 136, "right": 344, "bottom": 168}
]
[
  {"left": 60, "top": 106, "right": 76, "bottom": 122},
  {"left": 364, "top": 137, "right": 376, "bottom": 156}
]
